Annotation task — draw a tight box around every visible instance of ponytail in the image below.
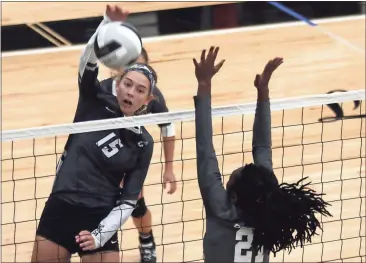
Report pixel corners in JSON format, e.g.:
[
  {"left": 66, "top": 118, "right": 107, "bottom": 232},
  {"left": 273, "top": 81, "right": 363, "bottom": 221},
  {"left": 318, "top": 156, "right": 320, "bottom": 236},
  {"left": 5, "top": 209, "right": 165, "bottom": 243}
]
[{"left": 250, "top": 177, "right": 332, "bottom": 255}]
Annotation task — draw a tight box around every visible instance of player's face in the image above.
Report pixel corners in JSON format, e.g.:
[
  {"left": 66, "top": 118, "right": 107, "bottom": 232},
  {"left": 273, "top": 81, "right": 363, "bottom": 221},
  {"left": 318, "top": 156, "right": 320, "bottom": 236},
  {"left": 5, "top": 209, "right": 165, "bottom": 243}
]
[{"left": 116, "top": 71, "right": 153, "bottom": 116}]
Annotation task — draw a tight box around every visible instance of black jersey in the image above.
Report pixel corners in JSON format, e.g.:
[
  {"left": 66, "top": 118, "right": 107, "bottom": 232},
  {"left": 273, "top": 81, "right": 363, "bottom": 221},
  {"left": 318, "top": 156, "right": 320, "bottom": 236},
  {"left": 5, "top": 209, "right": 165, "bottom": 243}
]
[
  {"left": 194, "top": 95, "right": 272, "bottom": 263},
  {"left": 51, "top": 44, "right": 154, "bottom": 209}
]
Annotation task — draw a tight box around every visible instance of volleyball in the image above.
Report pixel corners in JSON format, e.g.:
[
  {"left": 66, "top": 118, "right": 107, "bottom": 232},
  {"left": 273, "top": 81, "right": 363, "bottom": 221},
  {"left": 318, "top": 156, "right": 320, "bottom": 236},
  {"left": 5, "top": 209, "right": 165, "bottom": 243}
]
[{"left": 94, "top": 21, "right": 142, "bottom": 69}]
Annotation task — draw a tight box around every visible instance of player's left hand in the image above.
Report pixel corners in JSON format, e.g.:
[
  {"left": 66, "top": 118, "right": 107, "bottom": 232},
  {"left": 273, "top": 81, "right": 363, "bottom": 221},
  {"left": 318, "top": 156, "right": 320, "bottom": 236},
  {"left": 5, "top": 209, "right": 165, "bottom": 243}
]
[
  {"left": 76, "top": 230, "right": 96, "bottom": 251},
  {"left": 163, "top": 170, "right": 177, "bottom": 194}
]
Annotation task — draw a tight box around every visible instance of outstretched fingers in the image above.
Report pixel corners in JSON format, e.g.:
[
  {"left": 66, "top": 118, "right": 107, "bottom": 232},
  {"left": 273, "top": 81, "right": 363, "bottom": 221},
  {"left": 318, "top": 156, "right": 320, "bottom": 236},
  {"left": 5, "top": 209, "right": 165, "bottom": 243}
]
[
  {"left": 214, "top": 59, "right": 225, "bottom": 74},
  {"left": 206, "top": 46, "right": 215, "bottom": 64},
  {"left": 270, "top": 57, "right": 284, "bottom": 69},
  {"left": 200, "top": 49, "right": 206, "bottom": 64},
  {"left": 208, "top": 46, "right": 215, "bottom": 57},
  {"left": 263, "top": 57, "right": 284, "bottom": 76},
  {"left": 193, "top": 46, "right": 225, "bottom": 80},
  {"left": 193, "top": 58, "right": 199, "bottom": 68}
]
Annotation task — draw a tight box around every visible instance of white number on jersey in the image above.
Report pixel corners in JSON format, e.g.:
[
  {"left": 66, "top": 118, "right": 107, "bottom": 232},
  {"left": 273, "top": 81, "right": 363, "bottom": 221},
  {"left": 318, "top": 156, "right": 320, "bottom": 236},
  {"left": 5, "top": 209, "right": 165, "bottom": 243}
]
[
  {"left": 234, "top": 227, "right": 264, "bottom": 263},
  {"left": 96, "top": 132, "right": 124, "bottom": 158}
]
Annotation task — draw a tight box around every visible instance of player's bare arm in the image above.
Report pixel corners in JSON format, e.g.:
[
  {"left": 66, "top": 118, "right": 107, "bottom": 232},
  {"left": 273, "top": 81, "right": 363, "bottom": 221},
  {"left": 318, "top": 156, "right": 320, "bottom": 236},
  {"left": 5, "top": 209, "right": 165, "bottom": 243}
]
[{"left": 162, "top": 135, "right": 176, "bottom": 194}]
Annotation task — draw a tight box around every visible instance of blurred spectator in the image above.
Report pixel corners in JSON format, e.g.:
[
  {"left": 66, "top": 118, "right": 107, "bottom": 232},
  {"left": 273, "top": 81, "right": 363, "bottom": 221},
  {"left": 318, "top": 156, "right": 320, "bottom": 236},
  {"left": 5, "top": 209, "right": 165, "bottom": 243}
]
[{"left": 212, "top": 4, "right": 239, "bottom": 29}]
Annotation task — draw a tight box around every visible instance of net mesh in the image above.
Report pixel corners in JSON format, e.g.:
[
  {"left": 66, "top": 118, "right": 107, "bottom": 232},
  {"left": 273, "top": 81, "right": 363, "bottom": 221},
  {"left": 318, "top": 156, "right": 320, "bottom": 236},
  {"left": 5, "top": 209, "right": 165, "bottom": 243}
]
[{"left": 1, "top": 91, "right": 365, "bottom": 263}]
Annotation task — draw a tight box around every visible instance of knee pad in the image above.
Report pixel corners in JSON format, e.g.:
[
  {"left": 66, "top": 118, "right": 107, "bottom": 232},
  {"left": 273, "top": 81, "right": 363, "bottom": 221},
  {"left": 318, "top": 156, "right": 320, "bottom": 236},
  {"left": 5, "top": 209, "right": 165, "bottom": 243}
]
[{"left": 131, "top": 197, "right": 147, "bottom": 218}]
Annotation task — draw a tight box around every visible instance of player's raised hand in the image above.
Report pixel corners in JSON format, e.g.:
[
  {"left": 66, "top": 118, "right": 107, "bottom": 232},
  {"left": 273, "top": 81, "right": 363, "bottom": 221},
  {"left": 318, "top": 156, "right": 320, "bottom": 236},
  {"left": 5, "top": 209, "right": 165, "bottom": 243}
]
[
  {"left": 254, "top": 57, "right": 283, "bottom": 90},
  {"left": 106, "top": 4, "right": 130, "bottom": 22},
  {"left": 193, "top": 46, "right": 225, "bottom": 94}
]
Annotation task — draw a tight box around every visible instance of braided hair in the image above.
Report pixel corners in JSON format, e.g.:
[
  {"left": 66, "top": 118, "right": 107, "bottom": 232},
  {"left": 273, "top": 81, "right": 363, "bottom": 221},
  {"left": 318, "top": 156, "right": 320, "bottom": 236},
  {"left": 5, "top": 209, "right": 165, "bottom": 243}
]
[{"left": 229, "top": 163, "right": 332, "bottom": 255}]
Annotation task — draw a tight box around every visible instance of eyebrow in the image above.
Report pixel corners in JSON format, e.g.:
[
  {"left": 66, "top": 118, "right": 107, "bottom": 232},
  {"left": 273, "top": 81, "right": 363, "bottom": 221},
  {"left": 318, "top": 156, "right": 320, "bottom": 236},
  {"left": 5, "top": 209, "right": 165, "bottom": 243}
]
[{"left": 124, "top": 77, "right": 148, "bottom": 90}]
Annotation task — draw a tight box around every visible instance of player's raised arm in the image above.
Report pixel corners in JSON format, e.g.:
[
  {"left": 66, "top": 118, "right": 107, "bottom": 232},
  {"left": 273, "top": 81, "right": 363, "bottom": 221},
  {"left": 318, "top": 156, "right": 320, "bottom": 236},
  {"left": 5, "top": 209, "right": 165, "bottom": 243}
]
[
  {"left": 78, "top": 5, "right": 129, "bottom": 96},
  {"left": 252, "top": 58, "right": 283, "bottom": 171},
  {"left": 193, "top": 47, "right": 230, "bottom": 216}
]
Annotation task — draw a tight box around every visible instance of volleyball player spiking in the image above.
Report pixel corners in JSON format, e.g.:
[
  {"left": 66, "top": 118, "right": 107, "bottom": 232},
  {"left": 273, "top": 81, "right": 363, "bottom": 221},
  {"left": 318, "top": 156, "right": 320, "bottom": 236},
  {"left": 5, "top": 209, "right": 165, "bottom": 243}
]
[
  {"left": 99, "top": 40, "right": 177, "bottom": 263},
  {"left": 32, "top": 5, "right": 157, "bottom": 262},
  {"left": 192, "top": 46, "right": 332, "bottom": 262}
]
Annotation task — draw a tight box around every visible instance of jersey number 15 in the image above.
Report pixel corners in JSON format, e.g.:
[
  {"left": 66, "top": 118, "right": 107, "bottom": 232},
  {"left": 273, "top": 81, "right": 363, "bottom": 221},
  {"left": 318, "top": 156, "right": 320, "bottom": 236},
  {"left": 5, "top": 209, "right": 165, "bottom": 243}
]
[
  {"left": 235, "top": 227, "right": 264, "bottom": 263},
  {"left": 97, "top": 132, "right": 123, "bottom": 158}
]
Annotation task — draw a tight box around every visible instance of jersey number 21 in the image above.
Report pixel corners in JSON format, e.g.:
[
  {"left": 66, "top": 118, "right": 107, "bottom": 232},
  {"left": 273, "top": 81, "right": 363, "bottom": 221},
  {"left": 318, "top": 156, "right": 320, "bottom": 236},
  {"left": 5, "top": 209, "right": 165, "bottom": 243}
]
[{"left": 234, "top": 227, "right": 264, "bottom": 262}]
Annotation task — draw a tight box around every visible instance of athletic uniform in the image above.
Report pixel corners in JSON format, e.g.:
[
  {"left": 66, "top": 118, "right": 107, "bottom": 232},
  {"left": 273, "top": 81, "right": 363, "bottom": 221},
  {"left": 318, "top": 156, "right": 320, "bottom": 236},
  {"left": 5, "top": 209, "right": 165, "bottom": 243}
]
[
  {"left": 194, "top": 95, "right": 272, "bottom": 263},
  {"left": 98, "top": 78, "right": 174, "bottom": 263},
  {"left": 36, "top": 16, "right": 154, "bottom": 256}
]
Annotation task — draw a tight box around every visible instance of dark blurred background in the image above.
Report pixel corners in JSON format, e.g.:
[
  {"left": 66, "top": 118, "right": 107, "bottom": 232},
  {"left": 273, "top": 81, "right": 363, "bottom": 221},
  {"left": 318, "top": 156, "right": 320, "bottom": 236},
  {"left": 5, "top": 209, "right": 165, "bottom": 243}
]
[{"left": 2, "top": 1, "right": 365, "bottom": 52}]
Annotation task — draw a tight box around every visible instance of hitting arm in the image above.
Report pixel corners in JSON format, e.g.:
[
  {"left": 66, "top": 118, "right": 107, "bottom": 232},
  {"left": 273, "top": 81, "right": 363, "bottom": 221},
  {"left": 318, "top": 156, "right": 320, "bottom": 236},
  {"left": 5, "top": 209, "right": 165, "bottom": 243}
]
[{"left": 78, "top": 13, "right": 111, "bottom": 96}]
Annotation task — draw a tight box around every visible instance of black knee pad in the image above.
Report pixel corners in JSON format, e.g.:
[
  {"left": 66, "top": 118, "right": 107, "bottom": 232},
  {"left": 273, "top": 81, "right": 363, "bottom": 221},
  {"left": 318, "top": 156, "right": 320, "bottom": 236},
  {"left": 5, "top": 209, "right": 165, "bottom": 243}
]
[{"left": 131, "top": 197, "right": 147, "bottom": 218}]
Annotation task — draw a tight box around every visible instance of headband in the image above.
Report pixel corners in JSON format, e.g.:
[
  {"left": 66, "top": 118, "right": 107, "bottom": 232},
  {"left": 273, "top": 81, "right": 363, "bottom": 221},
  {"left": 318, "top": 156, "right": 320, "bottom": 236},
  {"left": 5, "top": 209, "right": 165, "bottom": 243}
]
[{"left": 122, "top": 63, "right": 156, "bottom": 94}]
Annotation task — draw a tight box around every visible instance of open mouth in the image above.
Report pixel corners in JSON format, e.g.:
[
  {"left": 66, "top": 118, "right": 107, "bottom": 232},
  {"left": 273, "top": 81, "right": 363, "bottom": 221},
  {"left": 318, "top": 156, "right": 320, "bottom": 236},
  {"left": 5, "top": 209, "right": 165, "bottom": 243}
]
[{"left": 123, "top": 99, "right": 132, "bottom": 106}]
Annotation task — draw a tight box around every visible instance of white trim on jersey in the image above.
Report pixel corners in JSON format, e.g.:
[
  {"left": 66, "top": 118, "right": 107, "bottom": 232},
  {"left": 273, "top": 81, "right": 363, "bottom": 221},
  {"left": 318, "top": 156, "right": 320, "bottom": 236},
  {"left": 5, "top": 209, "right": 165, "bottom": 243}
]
[
  {"left": 161, "top": 123, "right": 175, "bottom": 137},
  {"left": 126, "top": 126, "right": 142, "bottom": 135}
]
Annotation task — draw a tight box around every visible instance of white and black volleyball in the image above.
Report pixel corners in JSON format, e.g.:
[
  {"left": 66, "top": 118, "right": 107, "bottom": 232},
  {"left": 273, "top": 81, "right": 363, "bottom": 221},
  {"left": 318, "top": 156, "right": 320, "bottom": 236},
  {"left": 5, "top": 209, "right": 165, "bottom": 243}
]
[{"left": 94, "top": 21, "right": 142, "bottom": 69}]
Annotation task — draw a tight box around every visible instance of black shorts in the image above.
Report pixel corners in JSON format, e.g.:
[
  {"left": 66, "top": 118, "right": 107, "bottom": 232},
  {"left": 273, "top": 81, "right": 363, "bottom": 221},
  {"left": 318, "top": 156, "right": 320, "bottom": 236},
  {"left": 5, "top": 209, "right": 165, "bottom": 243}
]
[{"left": 36, "top": 196, "right": 119, "bottom": 255}]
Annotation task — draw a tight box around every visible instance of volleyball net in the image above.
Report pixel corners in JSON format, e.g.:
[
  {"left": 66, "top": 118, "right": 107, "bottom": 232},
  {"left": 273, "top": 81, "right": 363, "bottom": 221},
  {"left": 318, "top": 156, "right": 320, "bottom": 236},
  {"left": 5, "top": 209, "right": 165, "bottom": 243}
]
[{"left": 2, "top": 90, "right": 365, "bottom": 263}]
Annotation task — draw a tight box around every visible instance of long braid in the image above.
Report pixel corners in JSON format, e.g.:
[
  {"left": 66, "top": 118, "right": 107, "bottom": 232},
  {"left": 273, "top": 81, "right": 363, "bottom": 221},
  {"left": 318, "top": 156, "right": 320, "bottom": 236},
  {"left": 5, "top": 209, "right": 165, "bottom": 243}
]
[{"left": 254, "top": 177, "right": 331, "bottom": 254}]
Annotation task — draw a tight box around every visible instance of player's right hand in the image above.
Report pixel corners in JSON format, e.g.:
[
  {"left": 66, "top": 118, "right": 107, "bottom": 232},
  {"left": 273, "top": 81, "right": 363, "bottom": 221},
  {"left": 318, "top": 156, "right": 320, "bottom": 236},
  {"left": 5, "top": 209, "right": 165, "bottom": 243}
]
[
  {"left": 254, "top": 57, "right": 284, "bottom": 90},
  {"left": 106, "top": 4, "right": 129, "bottom": 22}
]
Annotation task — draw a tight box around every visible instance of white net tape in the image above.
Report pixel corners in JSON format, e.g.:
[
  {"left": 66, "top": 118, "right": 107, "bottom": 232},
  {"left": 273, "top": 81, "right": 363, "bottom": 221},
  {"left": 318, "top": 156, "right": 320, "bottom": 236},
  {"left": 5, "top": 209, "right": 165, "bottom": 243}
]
[{"left": 2, "top": 90, "right": 365, "bottom": 142}]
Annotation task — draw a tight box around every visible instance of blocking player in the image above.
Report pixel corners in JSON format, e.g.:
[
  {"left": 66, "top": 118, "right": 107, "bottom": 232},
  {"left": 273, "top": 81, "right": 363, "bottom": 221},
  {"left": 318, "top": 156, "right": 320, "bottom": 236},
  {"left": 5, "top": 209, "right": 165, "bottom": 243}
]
[
  {"left": 32, "top": 6, "right": 157, "bottom": 263},
  {"left": 192, "top": 47, "right": 332, "bottom": 262},
  {"left": 99, "top": 45, "right": 177, "bottom": 263}
]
